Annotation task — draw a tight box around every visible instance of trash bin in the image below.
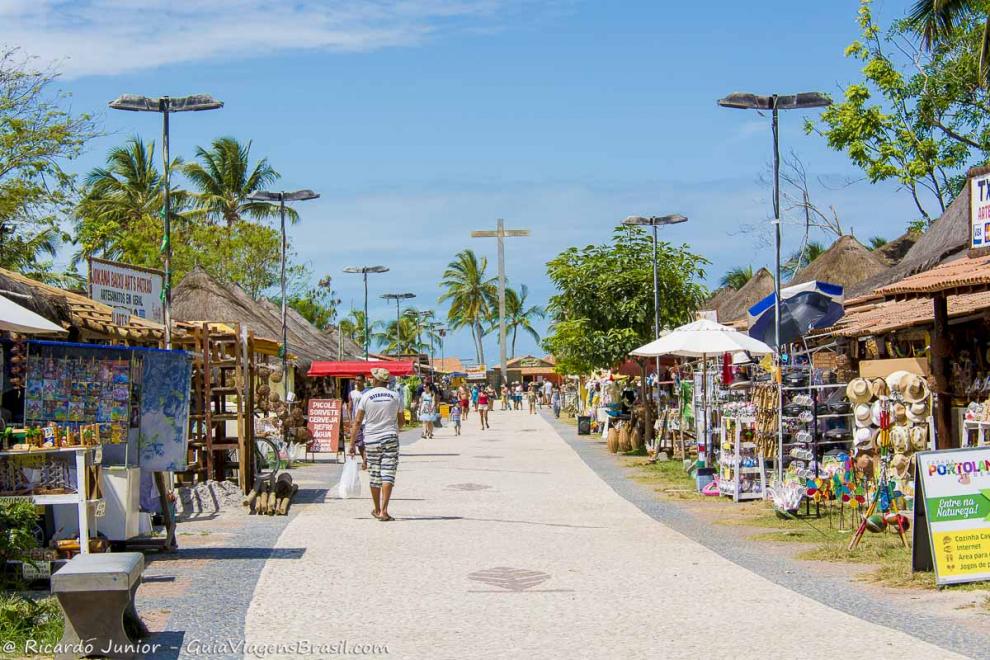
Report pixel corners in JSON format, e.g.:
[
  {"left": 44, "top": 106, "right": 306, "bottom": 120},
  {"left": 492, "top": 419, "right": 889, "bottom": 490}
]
[
  {"left": 577, "top": 416, "right": 591, "bottom": 435},
  {"left": 695, "top": 467, "right": 715, "bottom": 492}
]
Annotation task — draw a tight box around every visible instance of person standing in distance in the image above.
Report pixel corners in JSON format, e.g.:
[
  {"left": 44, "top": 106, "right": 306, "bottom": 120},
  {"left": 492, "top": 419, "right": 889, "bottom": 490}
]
[
  {"left": 350, "top": 368, "right": 403, "bottom": 521},
  {"left": 348, "top": 376, "right": 367, "bottom": 469}
]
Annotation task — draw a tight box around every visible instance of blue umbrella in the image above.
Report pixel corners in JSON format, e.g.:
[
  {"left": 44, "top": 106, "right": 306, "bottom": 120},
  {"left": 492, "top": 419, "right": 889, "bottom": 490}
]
[{"left": 747, "top": 280, "right": 844, "bottom": 346}]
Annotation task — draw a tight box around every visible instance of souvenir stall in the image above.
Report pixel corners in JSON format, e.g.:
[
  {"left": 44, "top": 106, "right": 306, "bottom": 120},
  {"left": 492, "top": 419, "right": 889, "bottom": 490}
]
[
  {"left": 631, "top": 319, "right": 774, "bottom": 497},
  {"left": 2, "top": 340, "right": 191, "bottom": 561}
]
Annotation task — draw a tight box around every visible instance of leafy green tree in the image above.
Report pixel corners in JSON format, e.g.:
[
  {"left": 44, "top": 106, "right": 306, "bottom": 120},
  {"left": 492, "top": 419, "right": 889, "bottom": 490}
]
[
  {"left": 542, "top": 226, "right": 708, "bottom": 375},
  {"left": 285, "top": 275, "right": 339, "bottom": 330},
  {"left": 719, "top": 265, "right": 754, "bottom": 290},
  {"left": 438, "top": 249, "right": 498, "bottom": 366},
  {"left": 183, "top": 136, "right": 287, "bottom": 227},
  {"left": 0, "top": 47, "right": 96, "bottom": 282},
  {"left": 501, "top": 284, "right": 544, "bottom": 357},
  {"left": 811, "top": 0, "right": 989, "bottom": 226}
]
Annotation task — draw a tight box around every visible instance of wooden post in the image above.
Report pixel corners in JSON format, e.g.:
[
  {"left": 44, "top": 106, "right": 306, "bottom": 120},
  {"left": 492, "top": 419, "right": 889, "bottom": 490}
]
[
  {"left": 202, "top": 322, "right": 214, "bottom": 480},
  {"left": 931, "top": 293, "right": 953, "bottom": 449}
]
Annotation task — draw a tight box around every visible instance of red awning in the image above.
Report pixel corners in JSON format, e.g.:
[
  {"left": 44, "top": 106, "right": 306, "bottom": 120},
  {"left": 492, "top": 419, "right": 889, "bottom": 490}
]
[{"left": 307, "top": 360, "right": 417, "bottom": 378}]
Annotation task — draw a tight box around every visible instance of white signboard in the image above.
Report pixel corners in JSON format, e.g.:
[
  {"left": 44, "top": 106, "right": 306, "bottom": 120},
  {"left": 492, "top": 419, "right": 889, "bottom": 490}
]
[
  {"left": 915, "top": 447, "right": 990, "bottom": 585},
  {"left": 88, "top": 258, "right": 164, "bottom": 323},
  {"left": 970, "top": 173, "right": 990, "bottom": 248}
]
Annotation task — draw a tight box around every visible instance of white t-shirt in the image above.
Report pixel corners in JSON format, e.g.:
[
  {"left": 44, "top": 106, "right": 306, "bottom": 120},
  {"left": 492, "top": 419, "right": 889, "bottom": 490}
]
[
  {"left": 357, "top": 387, "right": 402, "bottom": 444},
  {"left": 348, "top": 388, "right": 363, "bottom": 419}
]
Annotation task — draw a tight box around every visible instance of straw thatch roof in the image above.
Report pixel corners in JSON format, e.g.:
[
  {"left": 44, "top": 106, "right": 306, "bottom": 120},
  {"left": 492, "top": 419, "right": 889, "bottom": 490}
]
[
  {"left": 703, "top": 286, "right": 736, "bottom": 315},
  {"left": 172, "top": 267, "right": 362, "bottom": 368},
  {"left": 0, "top": 267, "right": 164, "bottom": 343},
  {"left": 875, "top": 231, "right": 919, "bottom": 265},
  {"left": 847, "top": 169, "right": 980, "bottom": 297},
  {"left": 716, "top": 267, "right": 775, "bottom": 324},
  {"left": 789, "top": 235, "right": 889, "bottom": 291}
]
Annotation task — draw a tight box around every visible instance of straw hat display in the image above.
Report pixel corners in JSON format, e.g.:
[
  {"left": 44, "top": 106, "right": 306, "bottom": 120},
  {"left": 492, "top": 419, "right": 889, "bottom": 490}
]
[
  {"left": 854, "top": 403, "right": 872, "bottom": 428},
  {"left": 911, "top": 426, "right": 929, "bottom": 452},
  {"left": 890, "top": 453, "right": 911, "bottom": 479},
  {"left": 846, "top": 378, "right": 871, "bottom": 404},
  {"left": 870, "top": 377, "right": 889, "bottom": 399},
  {"left": 885, "top": 370, "right": 912, "bottom": 395},
  {"left": 892, "top": 402, "right": 908, "bottom": 426},
  {"left": 902, "top": 374, "right": 931, "bottom": 403},
  {"left": 854, "top": 427, "right": 875, "bottom": 451},
  {"left": 906, "top": 400, "right": 929, "bottom": 423},
  {"left": 891, "top": 425, "right": 910, "bottom": 454}
]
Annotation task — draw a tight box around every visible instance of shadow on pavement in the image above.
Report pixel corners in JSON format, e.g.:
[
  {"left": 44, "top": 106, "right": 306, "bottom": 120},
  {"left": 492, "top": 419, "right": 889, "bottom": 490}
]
[
  {"left": 145, "top": 631, "right": 184, "bottom": 660},
  {"left": 147, "top": 547, "right": 306, "bottom": 561}
]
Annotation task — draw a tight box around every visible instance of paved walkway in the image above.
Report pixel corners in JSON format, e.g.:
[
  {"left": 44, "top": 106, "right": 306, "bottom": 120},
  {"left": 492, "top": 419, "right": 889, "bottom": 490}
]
[{"left": 244, "top": 409, "right": 963, "bottom": 659}]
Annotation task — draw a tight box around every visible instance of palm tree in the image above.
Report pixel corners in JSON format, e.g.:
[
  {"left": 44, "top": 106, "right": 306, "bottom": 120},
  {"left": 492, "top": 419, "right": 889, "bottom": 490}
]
[
  {"left": 867, "top": 236, "right": 888, "bottom": 251},
  {"left": 438, "top": 249, "right": 498, "bottom": 366},
  {"left": 502, "top": 285, "right": 544, "bottom": 357},
  {"left": 782, "top": 240, "right": 826, "bottom": 279},
  {"left": 909, "top": 0, "right": 990, "bottom": 84},
  {"left": 340, "top": 309, "right": 381, "bottom": 351},
  {"left": 74, "top": 137, "right": 187, "bottom": 268},
  {"left": 183, "top": 136, "right": 289, "bottom": 227},
  {"left": 719, "top": 265, "right": 754, "bottom": 290},
  {"left": 378, "top": 316, "right": 427, "bottom": 355}
]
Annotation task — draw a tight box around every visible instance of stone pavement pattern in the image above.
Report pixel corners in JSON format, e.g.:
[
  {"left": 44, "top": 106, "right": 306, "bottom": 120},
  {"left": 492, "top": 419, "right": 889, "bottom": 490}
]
[{"left": 245, "top": 410, "right": 965, "bottom": 659}]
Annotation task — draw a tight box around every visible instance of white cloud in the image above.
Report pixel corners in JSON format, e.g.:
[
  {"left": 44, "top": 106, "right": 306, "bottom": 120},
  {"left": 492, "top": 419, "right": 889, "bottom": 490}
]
[{"left": 0, "top": 0, "right": 519, "bottom": 78}]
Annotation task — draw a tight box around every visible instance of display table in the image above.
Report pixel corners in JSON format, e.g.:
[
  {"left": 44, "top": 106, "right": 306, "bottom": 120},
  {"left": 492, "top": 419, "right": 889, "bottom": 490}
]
[{"left": 0, "top": 446, "right": 102, "bottom": 555}]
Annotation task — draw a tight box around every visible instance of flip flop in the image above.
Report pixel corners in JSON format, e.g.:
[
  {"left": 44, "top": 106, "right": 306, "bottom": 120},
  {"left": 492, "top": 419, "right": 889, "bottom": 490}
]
[
  {"left": 378, "top": 513, "right": 394, "bottom": 522},
  {"left": 371, "top": 510, "right": 380, "bottom": 519}
]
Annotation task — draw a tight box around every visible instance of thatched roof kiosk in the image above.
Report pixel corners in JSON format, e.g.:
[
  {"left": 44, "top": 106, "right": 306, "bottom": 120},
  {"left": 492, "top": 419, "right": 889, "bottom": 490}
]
[
  {"left": 847, "top": 167, "right": 984, "bottom": 297},
  {"left": 0, "top": 267, "right": 164, "bottom": 344},
  {"left": 875, "top": 231, "right": 919, "bottom": 265},
  {"left": 789, "top": 235, "right": 889, "bottom": 291},
  {"left": 702, "top": 286, "right": 737, "bottom": 318},
  {"left": 717, "top": 268, "right": 775, "bottom": 325},
  {"left": 172, "top": 267, "right": 362, "bottom": 369}
]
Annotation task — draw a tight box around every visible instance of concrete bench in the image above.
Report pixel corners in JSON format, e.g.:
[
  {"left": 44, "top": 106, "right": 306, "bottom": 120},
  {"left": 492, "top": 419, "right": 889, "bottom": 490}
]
[{"left": 51, "top": 552, "right": 148, "bottom": 659}]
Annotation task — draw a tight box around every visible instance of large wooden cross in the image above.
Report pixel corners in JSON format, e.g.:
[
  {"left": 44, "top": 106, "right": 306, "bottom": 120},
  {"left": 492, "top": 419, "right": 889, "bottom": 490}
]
[{"left": 471, "top": 219, "right": 530, "bottom": 387}]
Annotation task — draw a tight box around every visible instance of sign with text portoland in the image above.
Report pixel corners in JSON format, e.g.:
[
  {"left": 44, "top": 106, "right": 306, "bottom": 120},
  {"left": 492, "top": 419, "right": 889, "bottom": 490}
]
[
  {"left": 88, "top": 257, "right": 164, "bottom": 324},
  {"left": 971, "top": 173, "right": 990, "bottom": 248},
  {"left": 307, "top": 399, "right": 342, "bottom": 453},
  {"left": 914, "top": 447, "right": 990, "bottom": 585}
]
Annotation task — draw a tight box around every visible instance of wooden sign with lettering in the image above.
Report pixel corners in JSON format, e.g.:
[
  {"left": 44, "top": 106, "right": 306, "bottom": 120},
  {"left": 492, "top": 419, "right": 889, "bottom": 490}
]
[{"left": 307, "top": 399, "right": 342, "bottom": 453}]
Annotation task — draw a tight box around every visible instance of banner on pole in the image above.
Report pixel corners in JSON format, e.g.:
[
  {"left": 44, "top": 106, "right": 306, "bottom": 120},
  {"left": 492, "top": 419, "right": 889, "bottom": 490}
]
[{"left": 88, "top": 257, "right": 164, "bottom": 323}]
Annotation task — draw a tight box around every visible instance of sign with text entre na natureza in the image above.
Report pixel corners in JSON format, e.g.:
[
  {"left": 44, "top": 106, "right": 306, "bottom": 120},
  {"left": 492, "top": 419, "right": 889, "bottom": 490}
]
[{"left": 915, "top": 447, "right": 990, "bottom": 585}]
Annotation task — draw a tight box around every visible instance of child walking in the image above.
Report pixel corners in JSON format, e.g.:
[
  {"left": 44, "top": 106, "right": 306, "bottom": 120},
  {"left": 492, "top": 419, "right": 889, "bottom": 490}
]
[{"left": 450, "top": 403, "right": 462, "bottom": 436}]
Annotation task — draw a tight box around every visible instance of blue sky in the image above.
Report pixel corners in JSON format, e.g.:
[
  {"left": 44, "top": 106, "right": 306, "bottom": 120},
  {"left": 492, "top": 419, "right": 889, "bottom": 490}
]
[{"left": 4, "top": 0, "right": 925, "bottom": 363}]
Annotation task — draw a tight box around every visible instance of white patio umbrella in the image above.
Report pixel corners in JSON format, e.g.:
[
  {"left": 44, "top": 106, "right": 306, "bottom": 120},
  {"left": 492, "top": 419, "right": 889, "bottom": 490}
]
[
  {"left": 630, "top": 318, "right": 773, "bottom": 358},
  {"left": 630, "top": 319, "right": 773, "bottom": 468},
  {"left": 0, "top": 293, "right": 66, "bottom": 335}
]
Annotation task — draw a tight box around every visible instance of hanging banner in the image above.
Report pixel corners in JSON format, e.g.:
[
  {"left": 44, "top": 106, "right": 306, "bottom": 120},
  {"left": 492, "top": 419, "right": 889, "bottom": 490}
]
[
  {"left": 307, "top": 399, "right": 342, "bottom": 453},
  {"left": 914, "top": 447, "right": 990, "bottom": 585},
  {"left": 88, "top": 258, "right": 164, "bottom": 323},
  {"left": 970, "top": 173, "right": 990, "bottom": 248}
]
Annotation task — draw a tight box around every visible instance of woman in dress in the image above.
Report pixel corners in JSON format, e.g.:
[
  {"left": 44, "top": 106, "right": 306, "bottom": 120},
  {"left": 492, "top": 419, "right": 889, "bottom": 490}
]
[
  {"left": 418, "top": 387, "right": 437, "bottom": 439},
  {"left": 477, "top": 387, "right": 491, "bottom": 430}
]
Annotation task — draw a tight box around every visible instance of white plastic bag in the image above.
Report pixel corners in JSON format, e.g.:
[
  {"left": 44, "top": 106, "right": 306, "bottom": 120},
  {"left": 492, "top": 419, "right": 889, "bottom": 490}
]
[{"left": 337, "top": 457, "right": 362, "bottom": 499}]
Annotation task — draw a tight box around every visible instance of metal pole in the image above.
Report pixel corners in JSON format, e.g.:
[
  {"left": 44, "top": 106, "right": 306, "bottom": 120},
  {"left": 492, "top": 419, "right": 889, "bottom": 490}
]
[
  {"left": 772, "top": 98, "right": 784, "bottom": 483},
  {"left": 279, "top": 194, "right": 288, "bottom": 400},
  {"left": 161, "top": 100, "right": 172, "bottom": 349},
  {"left": 652, "top": 223, "right": 660, "bottom": 388},
  {"left": 395, "top": 298, "right": 401, "bottom": 353},
  {"left": 497, "top": 218, "right": 508, "bottom": 388},
  {"left": 363, "top": 272, "right": 369, "bottom": 360}
]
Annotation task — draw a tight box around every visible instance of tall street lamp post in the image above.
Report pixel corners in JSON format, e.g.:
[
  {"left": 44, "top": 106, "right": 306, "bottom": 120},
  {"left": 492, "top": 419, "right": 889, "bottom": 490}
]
[
  {"left": 381, "top": 292, "right": 416, "bottom": 354},
  {"left": 718, "top": 91, "right": 831, "bottom": 481},
  {"left": 622, "top": 213, "right": 688, "bottom": 364},
  {"left": 108, "top": 94, "right": 223, "bottom": 349},
  {"left": 343, "top": 266, "right": 390, "bottom": 360},
  {"left": 247, "top": 189, "right": 319, "bottom": 400}
]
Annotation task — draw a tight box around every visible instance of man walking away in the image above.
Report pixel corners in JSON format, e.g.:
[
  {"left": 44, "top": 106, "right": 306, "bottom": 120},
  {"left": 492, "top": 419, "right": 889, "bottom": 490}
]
[
  {"left": 551, "top": 386, "right": 562, "bottom": 418},
  {"left": 348, "top": 376, "right": 367, "bottom": 469},
  {"left": 350, "top": 368, "right": 403, "bottom": 521}
]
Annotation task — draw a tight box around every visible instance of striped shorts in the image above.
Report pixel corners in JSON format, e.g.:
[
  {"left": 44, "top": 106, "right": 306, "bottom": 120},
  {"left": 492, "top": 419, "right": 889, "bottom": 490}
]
[{"left": 366, "top": 436, "right": 399, "bottom": 488}]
